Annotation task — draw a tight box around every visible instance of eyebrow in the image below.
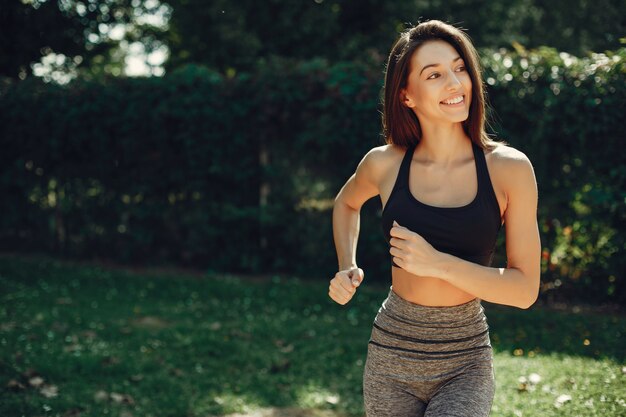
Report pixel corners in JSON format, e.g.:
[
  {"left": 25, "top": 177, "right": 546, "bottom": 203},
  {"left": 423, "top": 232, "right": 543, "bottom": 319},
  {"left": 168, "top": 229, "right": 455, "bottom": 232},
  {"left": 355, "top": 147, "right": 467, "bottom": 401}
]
[{"left": 419, "top": 56, "right": 464, "bottom": 75}]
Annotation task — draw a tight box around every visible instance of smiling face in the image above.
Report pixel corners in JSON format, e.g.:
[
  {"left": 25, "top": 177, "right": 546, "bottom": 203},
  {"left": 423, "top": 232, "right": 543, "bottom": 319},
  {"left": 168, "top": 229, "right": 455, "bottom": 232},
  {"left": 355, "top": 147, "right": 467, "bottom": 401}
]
[{"left": 400, "top": 39, "right": 472, "bottom": 125}]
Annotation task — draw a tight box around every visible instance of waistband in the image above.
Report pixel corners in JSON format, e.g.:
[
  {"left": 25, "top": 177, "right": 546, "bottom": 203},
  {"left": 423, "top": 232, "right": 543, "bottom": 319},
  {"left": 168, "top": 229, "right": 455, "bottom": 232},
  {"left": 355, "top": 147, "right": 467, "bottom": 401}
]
[{"left": 379, "top": 287, "right": 486, "bottom": 328}]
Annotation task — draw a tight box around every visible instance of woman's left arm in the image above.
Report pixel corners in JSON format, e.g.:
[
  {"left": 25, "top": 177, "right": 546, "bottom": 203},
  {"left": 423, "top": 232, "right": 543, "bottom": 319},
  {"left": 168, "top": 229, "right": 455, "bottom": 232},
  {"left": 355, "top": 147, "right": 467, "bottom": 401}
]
[{"left": 389, "top": 151, "right": 541, "bottom": 309}]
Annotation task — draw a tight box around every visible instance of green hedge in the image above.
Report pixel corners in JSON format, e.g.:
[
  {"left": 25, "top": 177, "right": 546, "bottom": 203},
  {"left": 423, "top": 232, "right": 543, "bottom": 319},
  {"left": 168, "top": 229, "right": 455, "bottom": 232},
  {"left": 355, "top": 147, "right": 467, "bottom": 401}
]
[
  {"left": 483, "top": 46, "right": 625, "bottom": 304},
  {"left": 0, "top": 46, "right": 623, "bottom": 304}
]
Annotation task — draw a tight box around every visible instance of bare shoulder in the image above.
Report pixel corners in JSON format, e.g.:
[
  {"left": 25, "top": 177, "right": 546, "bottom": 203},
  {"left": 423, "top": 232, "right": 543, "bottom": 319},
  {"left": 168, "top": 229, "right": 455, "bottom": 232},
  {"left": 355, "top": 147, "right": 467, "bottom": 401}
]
[
  {"left": 363, "top": 143, "right": 405, "bottom": 161},
  {"left": 488, "top": 143, "right": 535, "bottom": 173},
  {"left": 487, "top": 143, "right": 537, "bottom": 193},
  {"left": 357, "top": 144, "right": 405, "bottom": 183},
  {"left": 488, "top": 143, "right": 531, "bottom": 163}
]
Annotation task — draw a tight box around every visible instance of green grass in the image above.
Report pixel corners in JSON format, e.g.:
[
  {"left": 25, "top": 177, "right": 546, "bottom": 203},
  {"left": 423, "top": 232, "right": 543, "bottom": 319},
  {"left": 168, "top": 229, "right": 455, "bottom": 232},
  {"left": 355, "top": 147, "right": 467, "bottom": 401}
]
[{"left": 0, "top": 254, "right": 624, "bottom": 417}]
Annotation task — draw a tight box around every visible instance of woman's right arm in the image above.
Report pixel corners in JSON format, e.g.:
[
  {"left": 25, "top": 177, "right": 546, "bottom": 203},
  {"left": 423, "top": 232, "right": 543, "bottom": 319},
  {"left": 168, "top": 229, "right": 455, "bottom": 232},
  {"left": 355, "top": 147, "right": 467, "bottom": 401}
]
[{"left": 329, "top": 147, "right": 387, "bottom": 305}]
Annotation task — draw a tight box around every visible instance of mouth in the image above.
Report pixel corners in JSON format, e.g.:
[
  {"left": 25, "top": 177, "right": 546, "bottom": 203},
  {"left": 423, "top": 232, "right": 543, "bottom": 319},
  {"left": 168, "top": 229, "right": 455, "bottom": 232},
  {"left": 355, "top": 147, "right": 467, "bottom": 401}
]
[{"left": 440, "top": 95, "right": 465, "bottom": 106}]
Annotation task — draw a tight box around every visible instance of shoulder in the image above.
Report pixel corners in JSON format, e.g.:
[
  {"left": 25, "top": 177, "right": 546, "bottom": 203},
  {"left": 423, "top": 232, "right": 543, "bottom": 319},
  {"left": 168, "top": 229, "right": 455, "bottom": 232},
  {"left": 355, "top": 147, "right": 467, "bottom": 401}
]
[
  {"left": 487, "top": 143, "right": 537, "bottom": 196},
  {"left": 488, "top": 143, "right": 532, "bottom": 164},
  {"left": 356, "top": 144, "right": 405, "bottom": 181}
]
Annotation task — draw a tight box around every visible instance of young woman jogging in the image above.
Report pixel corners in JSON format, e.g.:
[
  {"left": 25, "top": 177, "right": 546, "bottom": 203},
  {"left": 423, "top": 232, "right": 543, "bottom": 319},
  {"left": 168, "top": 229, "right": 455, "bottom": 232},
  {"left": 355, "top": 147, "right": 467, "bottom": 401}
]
[{"left": 329, "top": 20, "right": 541, "bottom": 417}]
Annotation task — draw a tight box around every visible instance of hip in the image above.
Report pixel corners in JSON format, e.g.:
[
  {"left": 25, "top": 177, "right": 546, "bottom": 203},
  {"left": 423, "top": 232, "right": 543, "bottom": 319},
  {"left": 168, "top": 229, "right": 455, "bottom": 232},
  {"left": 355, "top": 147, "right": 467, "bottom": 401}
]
[{"left": 366, "top": 287, "right": 493, "bottom": 379}]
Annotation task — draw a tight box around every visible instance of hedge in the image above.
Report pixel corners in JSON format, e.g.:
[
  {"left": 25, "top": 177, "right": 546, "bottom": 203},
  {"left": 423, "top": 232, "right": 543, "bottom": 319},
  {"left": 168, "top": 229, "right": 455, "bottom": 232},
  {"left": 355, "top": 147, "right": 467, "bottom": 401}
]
[{"left": 0, "top": 46, "right": 623, "bottom": 304}]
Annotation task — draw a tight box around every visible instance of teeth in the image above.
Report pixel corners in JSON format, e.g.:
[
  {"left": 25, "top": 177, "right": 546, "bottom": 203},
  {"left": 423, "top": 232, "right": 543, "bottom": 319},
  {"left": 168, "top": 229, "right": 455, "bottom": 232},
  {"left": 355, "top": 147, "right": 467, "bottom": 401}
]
[{"left": 442, "top": 96, "right": 463, "bottom": 105}]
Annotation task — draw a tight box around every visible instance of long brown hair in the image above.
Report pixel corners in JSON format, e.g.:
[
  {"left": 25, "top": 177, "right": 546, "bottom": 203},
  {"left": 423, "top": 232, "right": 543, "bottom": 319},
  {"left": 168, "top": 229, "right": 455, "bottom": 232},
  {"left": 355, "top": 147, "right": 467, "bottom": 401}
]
[{"left": 382, "top": 20, "right": 502, "bottom": 150}]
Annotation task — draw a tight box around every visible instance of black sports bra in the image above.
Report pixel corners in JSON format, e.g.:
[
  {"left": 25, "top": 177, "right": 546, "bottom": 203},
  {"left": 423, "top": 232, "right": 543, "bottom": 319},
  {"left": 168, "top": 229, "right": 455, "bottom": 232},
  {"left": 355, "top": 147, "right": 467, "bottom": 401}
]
[{"left": 381, "top": 141, "right": 503, "bottom": 268}]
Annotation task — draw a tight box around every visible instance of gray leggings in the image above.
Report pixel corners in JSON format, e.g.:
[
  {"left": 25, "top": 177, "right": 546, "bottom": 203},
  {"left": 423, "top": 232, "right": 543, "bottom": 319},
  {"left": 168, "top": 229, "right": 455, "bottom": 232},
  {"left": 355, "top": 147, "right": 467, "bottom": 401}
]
[{"left": 363, "top": 287, "right": 495, "bottom": 417}]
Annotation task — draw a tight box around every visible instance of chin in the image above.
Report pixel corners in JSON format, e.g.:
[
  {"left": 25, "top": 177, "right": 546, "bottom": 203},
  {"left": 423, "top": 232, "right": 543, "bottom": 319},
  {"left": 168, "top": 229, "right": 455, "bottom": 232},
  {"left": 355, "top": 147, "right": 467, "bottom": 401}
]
[{"left": 446, "top": 114, "right": 470, "bottom": 123}]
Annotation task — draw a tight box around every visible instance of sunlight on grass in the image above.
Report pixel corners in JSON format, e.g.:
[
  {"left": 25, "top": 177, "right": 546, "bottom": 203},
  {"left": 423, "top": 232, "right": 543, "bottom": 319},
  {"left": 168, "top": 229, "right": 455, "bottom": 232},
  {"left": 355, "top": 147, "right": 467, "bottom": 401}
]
[
  {"left": 194, "top": 392, "right": 262, "bottom": 416},
  {"left": 491, "top": 353, "right": 624, "bottom": 416},
  {"left": 295, "top": 383, "right": 341, "bottom": 408},
  {"left": 0, "top": 254, "right": 624, "bottom": 417}
]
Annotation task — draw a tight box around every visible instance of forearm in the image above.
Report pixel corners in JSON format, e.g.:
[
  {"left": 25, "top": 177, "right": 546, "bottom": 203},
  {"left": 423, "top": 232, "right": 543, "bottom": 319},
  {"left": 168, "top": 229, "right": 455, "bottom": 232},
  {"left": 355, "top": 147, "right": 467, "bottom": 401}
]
[
  {"left": 435, "top": 252, "right": 538, "bottom": 309},
  {"left": 332, "top": 199, "right": 360, "bottom": 270}
]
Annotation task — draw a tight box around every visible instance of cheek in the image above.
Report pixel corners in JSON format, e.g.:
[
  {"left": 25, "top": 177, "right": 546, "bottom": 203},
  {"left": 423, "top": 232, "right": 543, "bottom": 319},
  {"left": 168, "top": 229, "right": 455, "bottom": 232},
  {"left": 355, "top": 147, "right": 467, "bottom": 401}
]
[{"left": 462, "top": 75, "right": 473, "bottom": 92}]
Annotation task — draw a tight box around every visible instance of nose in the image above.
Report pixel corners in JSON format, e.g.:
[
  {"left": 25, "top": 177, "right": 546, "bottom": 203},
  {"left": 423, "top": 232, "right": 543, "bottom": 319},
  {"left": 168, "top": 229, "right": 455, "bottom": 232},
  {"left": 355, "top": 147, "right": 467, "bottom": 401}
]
[{"left": 446, "top": 70, "right": 462, "bottom": 90}]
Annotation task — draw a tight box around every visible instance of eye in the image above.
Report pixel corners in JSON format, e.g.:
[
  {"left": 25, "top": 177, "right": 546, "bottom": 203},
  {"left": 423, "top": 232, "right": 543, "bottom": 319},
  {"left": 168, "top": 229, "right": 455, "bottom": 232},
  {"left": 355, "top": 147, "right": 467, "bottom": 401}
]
[{"left": 427, "top": 66, "right": 466, "bottom": 80}]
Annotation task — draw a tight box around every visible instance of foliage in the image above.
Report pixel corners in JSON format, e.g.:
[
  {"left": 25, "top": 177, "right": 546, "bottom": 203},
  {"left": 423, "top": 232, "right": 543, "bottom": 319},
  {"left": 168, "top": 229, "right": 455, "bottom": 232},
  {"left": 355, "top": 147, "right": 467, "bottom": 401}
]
[
  {"left": 483, "top": 45, "right": 625, "bottom": 304},
  {"left": 0, "top": 255, "right": 624, "bottom": 416},
  {"left": 0, "top": 46, "right": 623, "bottom": 304},
  {"left": 0, "top": 0, "right": 170, "bottom": 81},
  {"left": 165, "top": 0, "right": 625, "bottom": 74},
  {"left": 3, "top": 1, "right": 624, "bottom": 81}
]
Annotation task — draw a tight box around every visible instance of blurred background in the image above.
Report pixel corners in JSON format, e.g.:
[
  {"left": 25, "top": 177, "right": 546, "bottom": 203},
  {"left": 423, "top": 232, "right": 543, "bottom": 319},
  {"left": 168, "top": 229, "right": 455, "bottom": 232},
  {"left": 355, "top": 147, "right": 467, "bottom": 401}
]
[
  {"left": 0, "top": 1, "right": 625, "bottom": 416},
  {"left": 1, "top": 0, "right": 624, "bottom": 305}
]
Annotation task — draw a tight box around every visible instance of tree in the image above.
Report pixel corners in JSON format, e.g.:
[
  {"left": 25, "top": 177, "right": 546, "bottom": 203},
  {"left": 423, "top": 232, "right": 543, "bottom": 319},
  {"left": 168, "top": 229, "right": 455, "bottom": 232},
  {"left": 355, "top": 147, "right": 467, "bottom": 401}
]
[
  {"left": 164, "top": 0, "right": 625, "bottom": 76},
  {"left": 0, "top": 0, "right": 170, "bottom": 81}
]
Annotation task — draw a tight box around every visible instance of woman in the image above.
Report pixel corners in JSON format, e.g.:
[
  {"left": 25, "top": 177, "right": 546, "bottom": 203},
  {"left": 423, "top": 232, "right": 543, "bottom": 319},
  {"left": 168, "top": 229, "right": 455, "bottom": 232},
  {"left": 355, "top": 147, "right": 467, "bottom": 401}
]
[{"left": 329, "top": 20, "right": 541, "bottom": 417}]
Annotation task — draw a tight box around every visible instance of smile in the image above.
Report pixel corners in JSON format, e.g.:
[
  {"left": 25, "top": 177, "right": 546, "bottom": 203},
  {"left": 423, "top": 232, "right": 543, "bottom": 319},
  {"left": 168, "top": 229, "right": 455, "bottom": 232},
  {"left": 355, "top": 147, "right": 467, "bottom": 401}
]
[{"left": 440, "top": 95, "right": 465, "bottom": 106}]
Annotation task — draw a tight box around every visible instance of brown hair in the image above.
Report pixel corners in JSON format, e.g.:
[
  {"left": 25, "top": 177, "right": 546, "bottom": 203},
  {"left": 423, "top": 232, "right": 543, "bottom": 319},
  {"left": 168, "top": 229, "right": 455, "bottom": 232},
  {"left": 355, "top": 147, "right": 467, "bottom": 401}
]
[{"left": 382, "top": 20, "right": 502, "bottom": 149}]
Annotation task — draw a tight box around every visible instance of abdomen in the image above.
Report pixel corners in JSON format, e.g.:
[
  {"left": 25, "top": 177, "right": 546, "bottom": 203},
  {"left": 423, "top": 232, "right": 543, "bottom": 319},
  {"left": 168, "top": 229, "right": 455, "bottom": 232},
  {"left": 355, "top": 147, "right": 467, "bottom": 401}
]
[{"left": 391, "top": 267, "right": 477, "bottom": 307}]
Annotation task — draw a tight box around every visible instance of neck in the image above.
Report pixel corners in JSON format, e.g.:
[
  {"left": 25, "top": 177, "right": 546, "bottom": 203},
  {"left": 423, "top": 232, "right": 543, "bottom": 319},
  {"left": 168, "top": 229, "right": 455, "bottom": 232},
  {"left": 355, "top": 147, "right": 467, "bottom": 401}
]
[{"left": 415, "top": 122, "right": 471, "bottom": 165}]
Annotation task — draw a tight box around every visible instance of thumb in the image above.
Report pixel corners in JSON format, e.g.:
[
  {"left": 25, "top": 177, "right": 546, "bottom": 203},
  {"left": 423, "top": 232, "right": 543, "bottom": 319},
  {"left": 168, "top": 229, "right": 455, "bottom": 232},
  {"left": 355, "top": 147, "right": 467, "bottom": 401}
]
[{"left": 350, "top": 267, "right": 364, "bottom": 287}]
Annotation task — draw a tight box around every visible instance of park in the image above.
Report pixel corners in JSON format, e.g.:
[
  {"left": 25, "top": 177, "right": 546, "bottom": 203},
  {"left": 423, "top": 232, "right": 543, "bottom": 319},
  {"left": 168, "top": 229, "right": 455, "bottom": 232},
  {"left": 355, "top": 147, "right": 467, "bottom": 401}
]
[{"left": 1, "top": 1, "right": 624, "bottom": 416}]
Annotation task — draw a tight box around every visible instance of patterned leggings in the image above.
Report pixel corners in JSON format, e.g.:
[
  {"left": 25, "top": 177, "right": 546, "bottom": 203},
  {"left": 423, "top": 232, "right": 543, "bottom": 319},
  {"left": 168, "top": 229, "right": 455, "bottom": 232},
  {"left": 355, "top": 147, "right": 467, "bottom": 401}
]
[{"left": 363, "top": 287, "right": 495, "bottom": 417}]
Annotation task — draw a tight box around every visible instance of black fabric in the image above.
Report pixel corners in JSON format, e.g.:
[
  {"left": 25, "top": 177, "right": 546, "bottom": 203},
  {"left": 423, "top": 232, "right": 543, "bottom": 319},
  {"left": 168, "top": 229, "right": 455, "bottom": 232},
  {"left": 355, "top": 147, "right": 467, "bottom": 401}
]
[{"left": 381, "top": 141, "right": 502, "bottom": 268}]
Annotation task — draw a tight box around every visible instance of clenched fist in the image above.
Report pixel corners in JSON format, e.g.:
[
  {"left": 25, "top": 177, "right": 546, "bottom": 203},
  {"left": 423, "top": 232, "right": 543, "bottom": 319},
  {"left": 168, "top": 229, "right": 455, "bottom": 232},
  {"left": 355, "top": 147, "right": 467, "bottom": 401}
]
[{"left": 328, "top": 267, "right": 364, "bottom": 305}]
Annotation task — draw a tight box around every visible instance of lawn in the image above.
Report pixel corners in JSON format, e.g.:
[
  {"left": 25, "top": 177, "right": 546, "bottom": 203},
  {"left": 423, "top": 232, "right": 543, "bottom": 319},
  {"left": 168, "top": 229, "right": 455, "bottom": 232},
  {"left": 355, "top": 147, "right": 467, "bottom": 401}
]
[{"left": 0, "top": 254, "right": 624, "bottom": 417}]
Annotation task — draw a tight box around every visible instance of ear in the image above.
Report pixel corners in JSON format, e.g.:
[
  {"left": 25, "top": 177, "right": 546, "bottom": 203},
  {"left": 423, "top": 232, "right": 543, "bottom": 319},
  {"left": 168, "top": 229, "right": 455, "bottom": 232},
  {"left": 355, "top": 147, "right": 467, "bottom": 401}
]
[{"left": 399, "top": 88, "right": 414, "bottom": 108}]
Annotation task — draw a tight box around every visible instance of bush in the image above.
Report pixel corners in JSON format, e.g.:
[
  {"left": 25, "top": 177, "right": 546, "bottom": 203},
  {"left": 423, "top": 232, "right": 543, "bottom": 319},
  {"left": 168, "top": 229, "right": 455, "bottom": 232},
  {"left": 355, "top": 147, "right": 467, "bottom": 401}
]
[{"left": 0, "top": 46, "right": 623, "bottom": 304}]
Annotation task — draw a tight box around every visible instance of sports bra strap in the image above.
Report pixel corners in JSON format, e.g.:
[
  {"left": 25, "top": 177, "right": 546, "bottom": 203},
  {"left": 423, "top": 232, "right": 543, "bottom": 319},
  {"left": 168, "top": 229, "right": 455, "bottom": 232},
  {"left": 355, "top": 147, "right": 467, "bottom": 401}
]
[
  {"left": 471, "top": 141, "right": 489, "bottom": 195},
  {"left": 395, "top": 143, "right": 416, "bottom": 191}
]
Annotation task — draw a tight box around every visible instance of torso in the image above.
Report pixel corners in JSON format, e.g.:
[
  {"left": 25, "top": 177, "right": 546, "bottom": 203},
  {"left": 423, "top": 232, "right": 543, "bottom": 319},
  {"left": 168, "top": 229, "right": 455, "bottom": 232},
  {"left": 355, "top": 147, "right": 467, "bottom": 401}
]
[{"left": 378, "top": 141, "right": 507, "bottom": 307}]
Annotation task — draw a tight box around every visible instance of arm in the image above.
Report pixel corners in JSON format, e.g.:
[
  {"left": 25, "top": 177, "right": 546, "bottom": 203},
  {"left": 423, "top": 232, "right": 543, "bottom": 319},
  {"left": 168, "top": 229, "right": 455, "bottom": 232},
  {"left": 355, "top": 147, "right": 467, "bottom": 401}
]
[
  {"left": 333, "top": 148, "right": 383, "bottom": 270},
  {"left": 329, "top": 148, "right": 386, "bottom": 305},
  {"left": 389, "top": 149, "right": 541, "bottom": 309}
]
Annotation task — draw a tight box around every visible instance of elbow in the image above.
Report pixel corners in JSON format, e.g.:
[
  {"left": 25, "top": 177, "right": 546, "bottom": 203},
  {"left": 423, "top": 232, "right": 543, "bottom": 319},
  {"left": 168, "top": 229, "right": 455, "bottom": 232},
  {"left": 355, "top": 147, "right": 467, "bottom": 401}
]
[
  {"left": 519, "top": 294, "right": 537, "bottom": 310},
  {"left": 519, "top": 277, "right": 540, "bottom": 309},
  {"left": 334, "top": 194, "right": 359, "bottom": 212}
]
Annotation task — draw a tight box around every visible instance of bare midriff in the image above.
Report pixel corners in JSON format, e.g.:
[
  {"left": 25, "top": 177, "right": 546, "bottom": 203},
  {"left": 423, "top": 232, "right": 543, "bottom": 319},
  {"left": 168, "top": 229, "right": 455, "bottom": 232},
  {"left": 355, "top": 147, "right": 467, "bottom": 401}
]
[{"left": 391, "top": 266, "right": 477, "bottom": 307}]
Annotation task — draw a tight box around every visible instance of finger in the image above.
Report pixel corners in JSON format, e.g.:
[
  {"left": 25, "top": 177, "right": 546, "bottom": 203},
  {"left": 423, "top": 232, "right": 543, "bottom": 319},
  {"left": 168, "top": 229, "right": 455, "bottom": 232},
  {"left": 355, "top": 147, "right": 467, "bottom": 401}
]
[
  {"left": 390, "top": 225, "right": 413, "bottom": 240},
  {"left": 389, "top": 237, "right": 408, "bottom": 250},
  {"left": 329, "top": 287, "right": 349, "bottom": 305},
  {"left": 338, "top": 275, "right": 356, "bottom": 292},
  {"left": 389, "top": 246, "right": 405, "bottom": 259},
  {"left": 331, "top": 273, "right": 350, "bottom": 292},
  {"left": 335, "top": 281, "right": 355, "bottom": 298}
]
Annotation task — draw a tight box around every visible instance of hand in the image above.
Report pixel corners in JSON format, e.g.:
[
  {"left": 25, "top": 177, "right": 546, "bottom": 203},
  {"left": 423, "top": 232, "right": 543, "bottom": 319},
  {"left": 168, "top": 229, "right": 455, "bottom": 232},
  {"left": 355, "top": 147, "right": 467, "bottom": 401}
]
[
  {"left": 328, "top": 267, "right": 364, "bottom": 305},
  {"left": 389, "top": 220, "right": 443, "bottom": 277}
]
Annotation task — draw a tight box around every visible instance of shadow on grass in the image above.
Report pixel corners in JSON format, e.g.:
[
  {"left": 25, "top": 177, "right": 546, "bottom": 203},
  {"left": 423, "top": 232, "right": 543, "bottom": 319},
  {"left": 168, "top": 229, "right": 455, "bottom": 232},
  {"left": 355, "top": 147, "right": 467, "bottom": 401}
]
[
  {"left": 0, "top": 253, "right": 623, "bottom": 417},
  {"left": 482, "top": 301, "right": 624, "bottom": 363}
]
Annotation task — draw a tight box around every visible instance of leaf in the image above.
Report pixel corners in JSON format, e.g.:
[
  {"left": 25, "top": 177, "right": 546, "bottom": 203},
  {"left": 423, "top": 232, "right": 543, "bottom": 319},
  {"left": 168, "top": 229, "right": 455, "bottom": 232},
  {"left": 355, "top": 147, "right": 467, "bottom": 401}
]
[
  {"left": 28, "top": 376, "right": 44, "bottom": 388},
  {"left": 325, "top": 394, "right": 339, "bottom": 405},
  {"left": 554, "top": 394, "right": 572, "bottom": 408},
  {"left": 110, "top": 392, "right": 135, "bottom": 405},
  {"left": 6, "top": 379, "right": 26, "bottom": 391},
  {"left": 94, "top": 390, "right": 109, "bottom": 402},
  {"left": 40, "top": 384, "right": 59, "bottom": 398}
]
